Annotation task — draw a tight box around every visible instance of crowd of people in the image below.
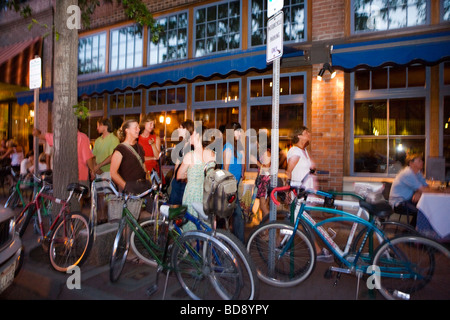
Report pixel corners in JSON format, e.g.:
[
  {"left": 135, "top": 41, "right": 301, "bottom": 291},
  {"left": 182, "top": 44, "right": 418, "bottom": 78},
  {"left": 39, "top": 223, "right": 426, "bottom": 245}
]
[{"left": 2, "top": 115, "right": 430, "bottom": 248}]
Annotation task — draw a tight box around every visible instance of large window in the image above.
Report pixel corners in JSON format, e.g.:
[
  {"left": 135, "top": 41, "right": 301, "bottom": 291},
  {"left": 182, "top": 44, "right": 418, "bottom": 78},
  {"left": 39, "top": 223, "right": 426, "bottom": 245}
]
[
  {"left": 78, "top": 33, "right": 106, "bottom": 75},
  {"left": 147, "top": 85, "right": 188, "bottom": 148},
  {"left": 193, "top": 80, "right": 240, "bottom": 129},
  {"left": 109, "top": 90, "right": 142, "bottom": 131},
  {"left": 353, "top": 0, "right": 428, "bottom": 33},
  {"left": 248, "top": 73, "right": 306, "bottom": 170},
  {"left": 194, "top": 1, "right": 241, "bottom": 57},
  {"left": 352, "top": 65, "right": 428, "bottom": 175},
  {"left": 250, "top": 0, "right": 306, "bottom": 47},
  {"left": 443, "top": 0, "right": 450, "bottom": 21},
  {"left": 110, "top": 24, "right": 143, "bottom": 71},
  {"left": 149, "top": 11, "right": 188, "bottom": 65}
]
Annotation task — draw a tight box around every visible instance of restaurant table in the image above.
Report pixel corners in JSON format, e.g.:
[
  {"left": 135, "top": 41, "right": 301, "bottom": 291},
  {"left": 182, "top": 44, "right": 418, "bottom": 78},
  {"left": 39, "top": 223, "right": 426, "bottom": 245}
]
[{"left": 416, "top": 190, "right": 450, "bottom": 241}]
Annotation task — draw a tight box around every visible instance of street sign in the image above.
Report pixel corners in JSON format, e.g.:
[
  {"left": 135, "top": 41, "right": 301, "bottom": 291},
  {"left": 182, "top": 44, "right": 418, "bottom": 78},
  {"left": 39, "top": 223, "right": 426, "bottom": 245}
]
[
  {"left": 29, "top": 57, "right": 42, "bottom": 90},
  {"left": 266, "top": 11, "right": 283, "bottom": 63},
  {"left": 267, "top": 0, "right": 283, "bottom": 18}
]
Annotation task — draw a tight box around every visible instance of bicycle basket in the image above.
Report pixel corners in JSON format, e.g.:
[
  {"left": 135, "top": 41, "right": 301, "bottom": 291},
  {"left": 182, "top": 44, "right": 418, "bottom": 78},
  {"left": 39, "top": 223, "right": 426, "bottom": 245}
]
[{"left": 106, "top": 195, "right": 143, "bottom": 221}]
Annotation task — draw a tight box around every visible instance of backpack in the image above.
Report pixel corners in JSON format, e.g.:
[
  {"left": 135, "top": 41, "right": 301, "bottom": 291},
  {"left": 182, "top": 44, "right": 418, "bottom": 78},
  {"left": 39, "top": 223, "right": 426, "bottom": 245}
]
[{"left": 203, "top": 166, "right": 237, "bottom": 220}]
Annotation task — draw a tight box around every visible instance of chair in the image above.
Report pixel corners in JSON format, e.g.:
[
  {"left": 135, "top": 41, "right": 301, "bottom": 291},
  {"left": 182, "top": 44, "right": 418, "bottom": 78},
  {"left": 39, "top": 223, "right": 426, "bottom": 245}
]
[{"left": 393, "top": 201, "right": 418, "bottom": 227}]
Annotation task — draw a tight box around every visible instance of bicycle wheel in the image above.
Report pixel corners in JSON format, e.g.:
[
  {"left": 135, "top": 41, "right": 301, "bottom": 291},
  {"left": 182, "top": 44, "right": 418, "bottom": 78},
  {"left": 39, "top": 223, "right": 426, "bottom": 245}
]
[
  {"left": 49, "top": 212, "right": 92, "bottom": 272},
  {"left": 4, "top": 189, "right": 20, "bottom": 209},
  {"left": 372, "top": 235, "right": 450, "bottom": 300},
  {"left": 171, "top": 230, "right": 242, "bottom": 300},
  {"left": 351, "top": 221, "right": 418, "bottom": 263},
  {"left": 214, "top": 229, "right": 259, "bottom": 300},
  {"left": 110, "top": 217, "right": 129, "bottom": 282},
  {"left": 246, "top": 221, "right": 315, "bottom": 287},
  {"left": 16, "top": 204, "right": 35, "bottom": 237},
  {"left": 130, "top": 218, "right": 167, "bottom": 267}
]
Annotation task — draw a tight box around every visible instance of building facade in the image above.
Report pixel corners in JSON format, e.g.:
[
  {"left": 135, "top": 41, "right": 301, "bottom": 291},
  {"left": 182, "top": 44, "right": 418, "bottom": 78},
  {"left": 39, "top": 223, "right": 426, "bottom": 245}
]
[{"left": 1, "top": 0, "right": 450, "bottom": 190}]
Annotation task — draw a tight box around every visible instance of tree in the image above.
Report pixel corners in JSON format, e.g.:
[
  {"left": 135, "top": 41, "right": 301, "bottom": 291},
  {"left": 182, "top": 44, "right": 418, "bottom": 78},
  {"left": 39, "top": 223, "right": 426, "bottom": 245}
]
[{"left": 6, "top": 0, "right": 158, "bottom": 204}]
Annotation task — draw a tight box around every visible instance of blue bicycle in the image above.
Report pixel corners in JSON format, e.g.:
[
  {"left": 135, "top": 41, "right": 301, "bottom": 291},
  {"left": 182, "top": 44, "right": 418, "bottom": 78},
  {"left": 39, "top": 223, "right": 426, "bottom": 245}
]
[{"left": 247, "top": 177, "right": 450, "bottom": 300}]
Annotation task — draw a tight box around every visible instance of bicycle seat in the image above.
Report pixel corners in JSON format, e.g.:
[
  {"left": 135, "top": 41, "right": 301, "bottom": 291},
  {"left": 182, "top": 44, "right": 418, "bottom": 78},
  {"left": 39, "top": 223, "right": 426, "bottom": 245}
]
[
  {"left": 160, "top": 204, "right": 187, "bottom": 220},
  {"left": 359, "top": 199, "right": 392, "bottom": 219},
  {"left": 67, "top": 183, "right": 89, "bottom": 196}
]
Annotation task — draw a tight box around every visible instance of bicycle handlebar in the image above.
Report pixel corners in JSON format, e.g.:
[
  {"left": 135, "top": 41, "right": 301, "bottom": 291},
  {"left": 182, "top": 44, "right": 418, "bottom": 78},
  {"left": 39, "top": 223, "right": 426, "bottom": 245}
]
[{"left": 270, "top": 170, "right": 333, "bottom": 206}]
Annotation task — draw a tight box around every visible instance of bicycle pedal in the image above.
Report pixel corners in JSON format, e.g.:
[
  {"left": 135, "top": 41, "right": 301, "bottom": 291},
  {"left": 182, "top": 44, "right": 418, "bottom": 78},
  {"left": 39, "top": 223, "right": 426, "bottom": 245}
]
[
  {"left": 324, "top": 268, "right": 333, "bottom": 279},
  {"left": 146, "top": 284, "right": 158, "bottom": 296}
]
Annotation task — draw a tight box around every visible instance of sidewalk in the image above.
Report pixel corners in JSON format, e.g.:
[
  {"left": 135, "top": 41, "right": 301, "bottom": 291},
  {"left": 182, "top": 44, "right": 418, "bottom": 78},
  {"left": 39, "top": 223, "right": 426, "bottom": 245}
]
[{"left": 0, "top": 196, "right": 382, "bottom": 301}]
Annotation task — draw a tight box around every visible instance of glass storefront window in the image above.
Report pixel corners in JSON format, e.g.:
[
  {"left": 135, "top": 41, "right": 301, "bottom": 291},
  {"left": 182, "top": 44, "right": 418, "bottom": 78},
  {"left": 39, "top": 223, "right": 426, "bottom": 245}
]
[
  {"left": 353, "top": 99, "right": 426, "bottom": 174},
  {"left": 353, "top": 0, "right": 428, "bottom": 33},
  {"left": 194, "top": 1, "right": 241, "bottom": 57},
  {"left": 149, "top": 11, "right": 188, "bottom": 65}
]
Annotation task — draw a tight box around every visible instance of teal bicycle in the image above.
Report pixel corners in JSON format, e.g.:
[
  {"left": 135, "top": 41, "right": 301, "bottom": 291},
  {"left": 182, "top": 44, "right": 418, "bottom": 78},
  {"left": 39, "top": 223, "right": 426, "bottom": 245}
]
[{"left": 247, "top": 174, "right": 450, "bottom": 300}]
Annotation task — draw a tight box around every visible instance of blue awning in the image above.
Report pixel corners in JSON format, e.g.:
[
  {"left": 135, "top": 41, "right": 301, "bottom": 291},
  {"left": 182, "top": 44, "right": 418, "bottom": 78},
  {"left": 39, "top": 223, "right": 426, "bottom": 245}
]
[
  {"left": 17, "top": 48, "right": 278, "bottom": 105},
  {"left": 331, "top": 31, "right": 450, "bottom": 72}
]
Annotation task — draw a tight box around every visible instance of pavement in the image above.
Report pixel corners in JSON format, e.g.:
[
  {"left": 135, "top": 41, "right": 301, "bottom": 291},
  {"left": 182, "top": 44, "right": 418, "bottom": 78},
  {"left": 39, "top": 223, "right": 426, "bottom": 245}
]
[{"left": 0, "top": 194, "right": 385, "bottom": 303}]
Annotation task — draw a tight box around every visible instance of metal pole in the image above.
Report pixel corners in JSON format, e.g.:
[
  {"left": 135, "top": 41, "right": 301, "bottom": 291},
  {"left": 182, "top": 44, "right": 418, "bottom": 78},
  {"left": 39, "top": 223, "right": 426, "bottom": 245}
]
[{"left": 268, "top": 56, "right": 280, "bottom": 277}]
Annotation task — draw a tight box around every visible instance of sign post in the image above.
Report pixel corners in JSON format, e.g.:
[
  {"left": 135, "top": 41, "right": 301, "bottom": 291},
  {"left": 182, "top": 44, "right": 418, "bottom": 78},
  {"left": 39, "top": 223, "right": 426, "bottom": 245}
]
[
  {"left": 30, "top": 57, "right": 41, "bottom": 184},
  {"left": 266, "top": 7, "right": 283, "bottom": 276}
]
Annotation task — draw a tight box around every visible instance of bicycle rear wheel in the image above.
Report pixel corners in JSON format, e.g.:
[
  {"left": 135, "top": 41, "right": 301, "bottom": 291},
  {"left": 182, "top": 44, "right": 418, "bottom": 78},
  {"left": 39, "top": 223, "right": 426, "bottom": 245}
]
[
  {"left": 49, "top": 212, "right": 92, "bottom": 272},
  {"left": 246, "top": 221, "right": 315, "bottom": 287},
  {"left": 110, "top": 217, "right": 129, "bottom": 282},
  {"left": 171, "top": 230, "right": 242, "bottom": 300},
  {"left": 214, "top": 229, "right": 259, "bottom": 300},
  {"left": 372, "top": 235, "right": 450, "bottom": 300}
]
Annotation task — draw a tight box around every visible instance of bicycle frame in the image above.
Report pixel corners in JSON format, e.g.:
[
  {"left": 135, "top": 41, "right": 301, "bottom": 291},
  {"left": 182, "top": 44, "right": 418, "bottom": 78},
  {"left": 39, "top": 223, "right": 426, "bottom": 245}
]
[
  {"left": 271, "top": 187, "right": 391, "bottom": 274},
  {"left": 19, "top": 183, "right": 75, "bottom": 241}
]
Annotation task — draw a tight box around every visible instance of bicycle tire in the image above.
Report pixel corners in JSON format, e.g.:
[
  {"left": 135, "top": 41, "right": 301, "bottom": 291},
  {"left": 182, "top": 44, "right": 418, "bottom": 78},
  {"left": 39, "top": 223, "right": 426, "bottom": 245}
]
[
  {"left": 130, "top": 218, "right": 166, "bottom": 267},
  {"left": 372, "top": 235, "right": 450, "bottom": 300},
  {"left": 48, "top": 211, "right": 92, "bottom": 272},
  {"left": 246, "top": 221, "right": 315, "bottom": 287},
  {"left": 110, "top": 217, "right": 129, "bottom": 282},
  {"left": 16, "top": 204, "right": 35, "bottom": 237},
  {"left": 350, "top": 221, "right": 418, "bottom": 262},
  {"left": 171, "top": 230, "right": 242, "bottom": 300},
  {"left": 4, "top": 189, "right": 20, "bottom": 209},
  {"left": 213, "top": 229, "right": 260, "bottom": 300}
]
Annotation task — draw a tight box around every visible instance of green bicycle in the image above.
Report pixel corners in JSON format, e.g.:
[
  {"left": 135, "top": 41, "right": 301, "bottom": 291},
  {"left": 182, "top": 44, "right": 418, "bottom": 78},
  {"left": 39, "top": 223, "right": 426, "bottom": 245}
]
[{"left": 102, "top": 176, "right": 259, "bottom": 300}]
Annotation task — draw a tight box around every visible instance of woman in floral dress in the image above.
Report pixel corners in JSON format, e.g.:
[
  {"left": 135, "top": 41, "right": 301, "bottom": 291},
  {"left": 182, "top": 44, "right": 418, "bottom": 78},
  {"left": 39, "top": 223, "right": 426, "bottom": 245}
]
[{"left": 177, "top": 124, "right": 215, "bottom": 230}]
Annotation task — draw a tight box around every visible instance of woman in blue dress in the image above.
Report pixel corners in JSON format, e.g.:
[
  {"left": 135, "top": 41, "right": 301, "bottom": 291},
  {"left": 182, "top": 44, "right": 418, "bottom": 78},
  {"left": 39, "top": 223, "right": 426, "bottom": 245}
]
[{"left": 222, "top": 122, "right": 245, "bottom": 243}]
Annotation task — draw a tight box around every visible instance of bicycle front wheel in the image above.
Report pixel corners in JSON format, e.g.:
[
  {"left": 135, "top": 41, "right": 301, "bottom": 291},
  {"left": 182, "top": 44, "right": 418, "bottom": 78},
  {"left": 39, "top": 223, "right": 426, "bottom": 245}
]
[
  {"left": 214, "top": 229, "right": 259, "bottom": 300},
  {"left": 110, "top": 217, "right": 130, "bottom": 282},
  {"left": 49, "top": 212, "right": 92, "bottom": 272},
  {"left": 130, "top": 218, "right": 167, "bottom": 267},
  {"left": 246, "top": 221, "right": 315, "bottom": 287},
  {"left": 171, "top": 230, "right": 242, "bottom": 300},
  {"left": 372, "top": 235, "right": 450, "bottom": 300}
]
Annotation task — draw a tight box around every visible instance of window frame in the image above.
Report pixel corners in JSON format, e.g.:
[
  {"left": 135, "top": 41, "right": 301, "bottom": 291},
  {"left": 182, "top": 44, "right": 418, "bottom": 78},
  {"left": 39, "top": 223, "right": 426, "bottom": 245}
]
[
  {"left": 78, "top": 31, "right": 107, "bottom": 76},
  {"left": 246, "top": 72, "right": 308, "bottom": 171},
  {"left": 350, "top": 66, "right": 430, "bottom": 177},
  {"left": 148, "top": 10, "right": 189, "bottom": 65},
  {"left": 109, "top": 23, "right": 144, "bottom": 72},
  {"left": 248, "top": 0, "right": 308, "bottom": 48},
  {"left": 193, "top": 0, "right": 242, "bottom": 58},
  {"left": 351, "top": 0, "right": 431, "bottom": 35}
]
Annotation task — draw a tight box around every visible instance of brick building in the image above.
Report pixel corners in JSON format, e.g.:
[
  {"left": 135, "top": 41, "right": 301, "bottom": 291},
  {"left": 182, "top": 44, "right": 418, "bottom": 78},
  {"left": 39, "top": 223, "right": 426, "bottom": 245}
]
[{"left": 1, "top": 0, "right": 450, "bottom": 191}]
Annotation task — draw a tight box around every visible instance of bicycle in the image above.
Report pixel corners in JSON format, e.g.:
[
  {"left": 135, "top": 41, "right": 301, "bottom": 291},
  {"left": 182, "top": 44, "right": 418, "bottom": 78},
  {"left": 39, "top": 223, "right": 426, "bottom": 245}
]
[
  {"left": 3, "top": 167, "right": 37, "bottom": 209},
  {"left": 102, "top": 176, "right": 259, "bottom": 300},
  {"left": 247, "top": 176, "right": 450, "bottom": 300},
  {"left": 259, "top": 177, "right": 417, "bottom": 256},
  {"left": 15, "top": 173, "right": 92, "bottom": 272}
]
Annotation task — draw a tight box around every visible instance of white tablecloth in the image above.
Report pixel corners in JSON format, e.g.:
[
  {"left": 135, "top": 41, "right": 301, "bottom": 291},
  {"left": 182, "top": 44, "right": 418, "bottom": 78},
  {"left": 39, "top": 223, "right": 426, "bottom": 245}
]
[{"left": 416, "top": 193, "right": 450, "bottom": 238}]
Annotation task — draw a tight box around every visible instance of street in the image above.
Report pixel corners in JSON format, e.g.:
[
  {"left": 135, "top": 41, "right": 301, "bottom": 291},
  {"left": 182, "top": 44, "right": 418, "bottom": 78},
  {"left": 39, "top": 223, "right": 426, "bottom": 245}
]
[{"left": 0, "top": 197, "right": 384, "bottom": 302}]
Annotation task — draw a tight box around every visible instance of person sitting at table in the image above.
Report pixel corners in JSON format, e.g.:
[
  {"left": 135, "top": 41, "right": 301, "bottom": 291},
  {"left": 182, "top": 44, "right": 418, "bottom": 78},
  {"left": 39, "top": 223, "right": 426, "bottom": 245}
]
[{"left": 389, "top": 153, "right": 428, "bottom": 227}]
